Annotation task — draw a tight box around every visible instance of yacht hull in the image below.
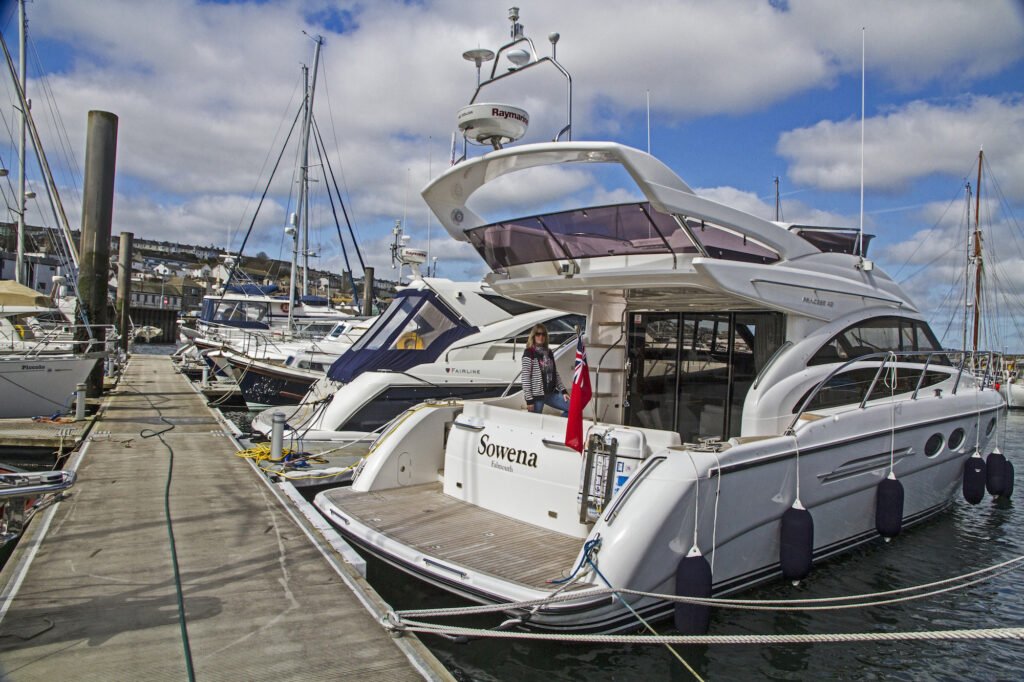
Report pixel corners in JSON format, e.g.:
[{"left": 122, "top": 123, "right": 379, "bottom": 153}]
[
  {"left": 232, "top": 359, "right": 318, "bottom": 408},
  {"left": 0, "top": 355, "right": 100, "bottom": 419},
  {"left": 1003, "top": 380, "right": 1024, "bottom": 409},
  {"left": 316, "top": 398, "right": 1003, "bottom": 633}
]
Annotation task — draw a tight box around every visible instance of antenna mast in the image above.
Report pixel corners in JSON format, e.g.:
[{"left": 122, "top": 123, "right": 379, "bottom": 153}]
[
  {"left": 774, "top": 176, "right": 781, "bottom": 221},
  {"left": 857, "top": 27, "right": 865, "bottom": 260}
]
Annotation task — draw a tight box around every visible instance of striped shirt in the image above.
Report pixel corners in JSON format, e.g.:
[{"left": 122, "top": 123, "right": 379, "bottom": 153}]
[{"left": 521, "top": 346, "right": 566, "bottom": 403}]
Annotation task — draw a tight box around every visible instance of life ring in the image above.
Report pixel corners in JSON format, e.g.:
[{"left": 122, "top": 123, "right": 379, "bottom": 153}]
[
  {"left": 13, "top": 324, "right": 24, "bottom": 339},
  {"left": 280, "top": 302, "right": 289, "bottom": 313},
  {"left": 395, "top": 331, "right": 423, "bottom": 350}
]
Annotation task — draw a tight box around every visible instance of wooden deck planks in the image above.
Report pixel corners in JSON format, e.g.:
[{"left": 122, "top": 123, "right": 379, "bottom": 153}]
[
  {"left": 0, "top": 355, "right": 445, "bottom": 681},
  {"left": 321, "top": 483, "right": 587, "bottom": 590}
]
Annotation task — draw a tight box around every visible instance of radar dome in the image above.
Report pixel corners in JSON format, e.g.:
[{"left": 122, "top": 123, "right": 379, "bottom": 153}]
[{"left": 457, "top": 103, "right": 529, "bottom": 147}]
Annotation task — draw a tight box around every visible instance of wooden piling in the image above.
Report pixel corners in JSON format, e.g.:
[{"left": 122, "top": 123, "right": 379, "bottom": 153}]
[{"left": 115, "top": 230, "right": 133, "bottom": 353}]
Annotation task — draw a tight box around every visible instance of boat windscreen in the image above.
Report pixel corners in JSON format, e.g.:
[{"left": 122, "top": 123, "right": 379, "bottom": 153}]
[
  {"left": 466, "top": 202, "right": 690, "bottom": 270},
  {"left": 200, "top": 298, "right": 270, "bottom": 329},
  {"left": 326, "top": 289, "right": 477, "bottom": 383},
  {"left": 466, "top": 202, "right": 778, "bottom": 271}
]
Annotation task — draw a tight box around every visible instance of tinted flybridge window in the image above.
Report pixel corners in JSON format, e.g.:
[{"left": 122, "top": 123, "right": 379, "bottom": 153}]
[
  {"left": 808, "top": 316, "right": 946, "bottom": 366},
  {"left": 465, "top": 202, "right": 780, "bottom": 272},
  {"left": 683, "top": 218, "right": 779, "bottom": 264},
  {"left": 792, "top": 226, "right": 874, "bottom": 256}
]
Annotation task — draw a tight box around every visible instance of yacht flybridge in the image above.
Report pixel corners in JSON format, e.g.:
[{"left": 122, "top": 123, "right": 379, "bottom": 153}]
[{"left": 315, "top": 11, "right": 1006, "bottom": 633}]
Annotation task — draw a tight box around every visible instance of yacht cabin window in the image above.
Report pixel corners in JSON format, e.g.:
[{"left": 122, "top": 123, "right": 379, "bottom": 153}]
[
  {"left": 794, "top": 367, "right": 948, "bottom": 413},
  {"left": 808, "top": 316, "right": 945, "bottom": 366},
  {"left": 386, "top": 301, "right": 459, "bottom": 351},
  {"left": 203, "top": 299, "right": 269, "bottom": 324},
  {"left": 351, "top": 296, "right": 418, "bottom": 352},
  {"left": 477, "top": 293, "right": 542, "bottom": 316},
  {"left": 349, "top": 293, "right": 462, "bottom": 353}
]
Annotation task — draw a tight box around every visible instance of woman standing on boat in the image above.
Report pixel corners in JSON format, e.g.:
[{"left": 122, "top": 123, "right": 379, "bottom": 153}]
[{"left": 522, "top": 324, "right": 570, "bottom": 416}]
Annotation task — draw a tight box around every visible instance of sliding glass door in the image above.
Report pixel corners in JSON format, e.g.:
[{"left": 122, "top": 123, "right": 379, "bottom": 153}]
[{"left": 626, "top": 311, "right": 784, "bottom": 442}]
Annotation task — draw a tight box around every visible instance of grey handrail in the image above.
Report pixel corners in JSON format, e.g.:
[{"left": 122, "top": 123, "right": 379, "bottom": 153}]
[{"left": 0, "top": 470, "right": 76, "bottom": 500}]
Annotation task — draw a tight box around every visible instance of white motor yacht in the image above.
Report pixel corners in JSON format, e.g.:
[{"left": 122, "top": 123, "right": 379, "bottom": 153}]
[{"left": 314, "top": 13, "right": 1006, "bottom": 634}]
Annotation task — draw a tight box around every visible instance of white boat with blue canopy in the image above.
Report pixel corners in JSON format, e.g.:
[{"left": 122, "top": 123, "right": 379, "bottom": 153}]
[
  {"left": 250, "top": 275, "right": 584, "bottom": 460},
  {"left": 314, "top": 11, "right": 1007, "bottom": 634}
]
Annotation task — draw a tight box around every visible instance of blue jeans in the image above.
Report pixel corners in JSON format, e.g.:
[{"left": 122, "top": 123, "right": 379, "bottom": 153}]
[{"left": 529, "top": 392, "right": 570, "bottom": 417}]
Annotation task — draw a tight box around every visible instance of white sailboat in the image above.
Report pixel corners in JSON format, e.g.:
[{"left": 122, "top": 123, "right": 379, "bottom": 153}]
[
  {"left": 181, "top": 37, "right": 367, "bottom": 377},
  {"left": 0, "top": 4, "right": 102, "bottom": 420}
]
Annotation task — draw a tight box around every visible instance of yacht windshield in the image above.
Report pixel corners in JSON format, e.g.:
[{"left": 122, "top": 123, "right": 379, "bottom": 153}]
[
  {"left": 201, "top": 298, "right": 269, "bottom": 328},
  {"left": 466, "top": 202, "right": 779, "bottom": 272},
  {"left": 326, "top": 289, "right": 476, "bottom": 383}
]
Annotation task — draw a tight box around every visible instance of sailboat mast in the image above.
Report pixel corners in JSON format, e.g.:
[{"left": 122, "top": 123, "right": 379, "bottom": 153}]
[
  {"left": 15, "top": 0, "right": 26, "bottom": 284},
  {"left": 298, "top": 36, "right": 323, "bottom": 301},
  {"left": 962, "top": 182, "right": 971, "bottom": 354},
  {"left": 971, "top": 148, "right": 983, "bottom": 354},
  {"left": 286, "top": 63, "right": 307, "bottom": 334}
]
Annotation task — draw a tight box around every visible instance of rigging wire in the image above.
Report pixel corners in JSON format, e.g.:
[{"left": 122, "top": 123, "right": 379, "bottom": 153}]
[
  {"left": 317, "top": 58, "right": 364, "bottom": 251},
  {"left": 890, "top": 155, "right": 982, "bottom": 282},
  {"left": 231, "top": 75, "right": 304, "bottom": 253},
  {"left": 311, "top": 116, "right": 366, "bottom": 271},
  {"left": 27, "top": 32, "right": 83, "bottom": 210},
  {"left": 219, "top": 105, "right": 303, "bottom": 295},
  {"left": 309, "top": 121, "right": 358, "bottom": 303}
]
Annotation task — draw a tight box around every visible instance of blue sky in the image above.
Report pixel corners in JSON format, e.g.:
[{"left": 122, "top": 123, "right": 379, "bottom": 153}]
[{"left": 2, "top": 0, "right": 1024, "bottom": 349}]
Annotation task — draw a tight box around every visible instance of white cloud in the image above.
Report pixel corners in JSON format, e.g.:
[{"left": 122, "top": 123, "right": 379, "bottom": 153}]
[
  {"left": 778, "top": 96, "right": 1024, "bottom": 195},
  {"left": 695, "top": 186, "right": 856, "bottom": 227},
  {"left": 9, "top": 0, "right": 1024, "bottom": 286}
]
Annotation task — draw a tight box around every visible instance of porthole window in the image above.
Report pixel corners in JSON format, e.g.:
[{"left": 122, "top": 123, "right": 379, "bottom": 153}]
[
  {"left": 948, "top": 427, "right": 966, "bottom": 450},
  {"left": 985, "top": 418, "right": 996, "bottom": 438},
  {"left": 924, "top": 433, "right": 944, "bottom": 457}
]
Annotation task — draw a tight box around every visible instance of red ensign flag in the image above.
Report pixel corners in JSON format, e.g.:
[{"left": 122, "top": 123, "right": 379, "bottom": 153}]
[{"left": 565, "top": 334, "right": 592, "bottom": 452}]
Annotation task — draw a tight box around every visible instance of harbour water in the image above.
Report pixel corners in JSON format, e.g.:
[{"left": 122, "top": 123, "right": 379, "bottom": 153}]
[{"left": 134, "top": 344, "right": 1024, "bottom": 679}]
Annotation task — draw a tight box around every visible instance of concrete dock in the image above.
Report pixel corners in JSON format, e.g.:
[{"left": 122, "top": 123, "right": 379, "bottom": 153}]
[{"left": 0, "top": 355, "right": 450, "bottom": 680}]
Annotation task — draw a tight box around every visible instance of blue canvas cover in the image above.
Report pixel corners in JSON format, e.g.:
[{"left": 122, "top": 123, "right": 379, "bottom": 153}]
[
  {"left": 326, "top": 289, "right": 476, "bottom": 383},
  {"left": 226, "top": 284, "right": 279, "bottom": 295}
]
